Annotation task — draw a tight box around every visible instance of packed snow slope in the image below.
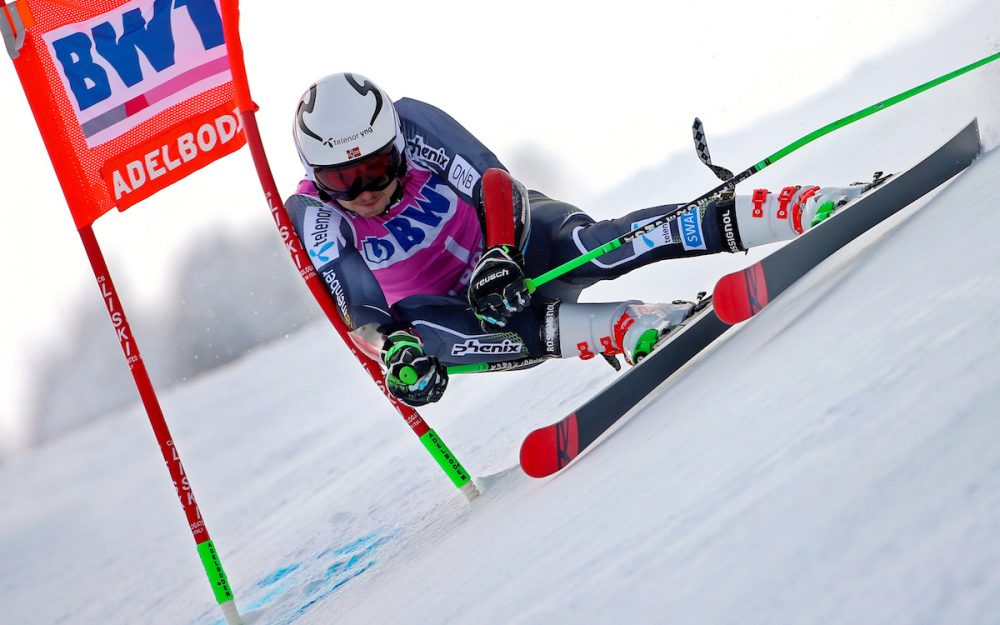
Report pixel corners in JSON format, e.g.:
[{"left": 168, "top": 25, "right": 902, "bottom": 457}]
[
  {"left": 2, "top": 131, "right": 999, "bottom": 625},
  {"left": 3, "top": 9, "right": 1000, "bottom": 622}
]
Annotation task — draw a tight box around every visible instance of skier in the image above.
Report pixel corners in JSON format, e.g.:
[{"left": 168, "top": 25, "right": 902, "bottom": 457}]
[{"left": 287, "top": 73, "right": 873, "bottom": 406}]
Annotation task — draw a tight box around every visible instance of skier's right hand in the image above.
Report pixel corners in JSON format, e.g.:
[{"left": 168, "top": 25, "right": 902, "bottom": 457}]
[{"left": 381, "top": 330, "right": 449, "bottom": 407}]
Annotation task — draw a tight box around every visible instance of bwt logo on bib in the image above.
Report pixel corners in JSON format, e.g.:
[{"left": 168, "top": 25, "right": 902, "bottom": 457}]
[
  {"left": 362, "top": 182, "right": 459, "bottom": 265},
  {"left": 43, "top": 0, "right": 231, "bottom": 147}
]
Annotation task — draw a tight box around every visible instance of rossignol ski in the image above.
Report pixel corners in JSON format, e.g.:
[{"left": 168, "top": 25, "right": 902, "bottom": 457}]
[
  {"left": 713, "top": 119, "right": 981, "bottom": 325},
  {"left": 519, "top": 118, "right": 981, "bottom": 479}
]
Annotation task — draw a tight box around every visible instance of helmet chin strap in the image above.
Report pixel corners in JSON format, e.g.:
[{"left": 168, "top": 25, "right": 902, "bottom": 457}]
[
  {"left": 382, "top": 178, "right": 405, "bottom": 214},
  {"left": 380, "top": 158, "right": 408, "bottom": 215}
]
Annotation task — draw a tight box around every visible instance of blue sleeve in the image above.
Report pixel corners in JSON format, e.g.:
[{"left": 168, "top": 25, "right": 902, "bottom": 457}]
[
  {"left": 286, "top": 193, "right": 396, "bottom": 330},
  {"left": 396, "top": 98, "right": 507, "bottom": 208}
]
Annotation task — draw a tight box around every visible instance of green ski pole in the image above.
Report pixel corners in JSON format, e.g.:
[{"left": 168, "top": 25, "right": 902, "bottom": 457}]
[{"left": 523, "top": 50, "right": 1000, "bottom": 292}]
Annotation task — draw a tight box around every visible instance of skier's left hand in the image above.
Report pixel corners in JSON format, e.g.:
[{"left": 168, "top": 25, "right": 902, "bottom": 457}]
[
  {"left": 381, "top": 330, "right": 449, "bottom": 407},
  {"left": 467, "top": 245, "right": 531, "bottom": 328}
]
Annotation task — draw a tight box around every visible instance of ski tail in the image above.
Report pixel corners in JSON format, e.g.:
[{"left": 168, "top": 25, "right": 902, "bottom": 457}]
[
  {"left": 713, "top": 263, "right": 768, "bottom": 324},
  {"left": 519, "top": 303, "right": 727, "bottom": 478},
  {"left": 520, "top": 415, "right": 579, "bottom": 478}
]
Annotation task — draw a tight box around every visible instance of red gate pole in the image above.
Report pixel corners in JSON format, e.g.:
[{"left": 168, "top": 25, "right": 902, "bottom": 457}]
[
  {"left": 219, "top": 1, "right": 479, "bottom": 501},
  {"left": 78, "top": 226, "right": 244, "bottom": 625}
]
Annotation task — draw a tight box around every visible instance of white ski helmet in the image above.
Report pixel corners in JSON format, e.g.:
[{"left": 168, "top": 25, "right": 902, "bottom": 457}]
[{"left": 293, "top": 73, "right": 406, "bottom": 200}]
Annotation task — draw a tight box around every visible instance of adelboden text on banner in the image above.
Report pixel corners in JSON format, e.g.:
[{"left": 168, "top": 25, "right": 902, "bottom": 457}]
[{"left": 3, "top": 0, "right": 246, "bottom": 227}]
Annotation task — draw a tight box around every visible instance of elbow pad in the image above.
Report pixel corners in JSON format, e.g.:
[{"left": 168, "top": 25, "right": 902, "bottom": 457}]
[{"left": 481, "top": 168, "right": 530, "bottom": 249}]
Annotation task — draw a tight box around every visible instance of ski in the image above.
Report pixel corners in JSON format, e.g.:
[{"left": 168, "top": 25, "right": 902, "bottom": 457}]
[
  {"left": 520, "top": 301, "right": 728, "bottom": 478},
  {"left": 519, "top": 119, "right": 981, "bottom": 479},
  {"left": 713, "top": 119, "right": 982, "bottom": 325}
]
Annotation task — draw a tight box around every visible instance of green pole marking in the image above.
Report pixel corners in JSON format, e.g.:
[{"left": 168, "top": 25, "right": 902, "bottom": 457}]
[
  {"left": 447, "top": 363, "right": 491, "bottom": 374},
  {"left": 420, "top": 428, "right": 471, "bottom": 488},
  {"left": 197, "top": 540, "right": 236, "bottom": 605}
]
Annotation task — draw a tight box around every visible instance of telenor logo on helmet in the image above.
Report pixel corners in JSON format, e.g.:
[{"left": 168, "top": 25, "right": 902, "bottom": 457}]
[{"left": 322, "top": 125, "right": 374, "bottom": 149}]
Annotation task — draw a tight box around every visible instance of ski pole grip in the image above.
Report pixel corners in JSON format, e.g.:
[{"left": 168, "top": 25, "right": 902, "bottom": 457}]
[{"left": 397, "top": 365, "right": 418, "bottom": 385}]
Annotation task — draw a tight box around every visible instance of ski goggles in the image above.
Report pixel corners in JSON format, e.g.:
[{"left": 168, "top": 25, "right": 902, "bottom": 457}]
[{"left": 313, "top": 144, "right": 403, "bottom": 201}]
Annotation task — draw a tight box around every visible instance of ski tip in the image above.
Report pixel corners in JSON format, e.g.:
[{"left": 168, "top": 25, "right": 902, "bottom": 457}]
[{"left": 519, "top": 416, "right": 579, "bottom": 479}]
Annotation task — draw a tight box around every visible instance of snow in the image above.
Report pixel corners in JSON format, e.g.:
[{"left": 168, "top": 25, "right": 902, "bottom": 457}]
[
  {"left": 3, "top": 131, "right": 999, "bottom": 625},
  {"left": 3, "top": 16, "right": 1000, "bottom": 625}
]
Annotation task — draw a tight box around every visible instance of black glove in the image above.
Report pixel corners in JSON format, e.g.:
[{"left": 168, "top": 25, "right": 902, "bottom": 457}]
[
  {"left": 467, "top": 245, "right": 531, "bottom": 328},
  {"left": 381, "top": 330, "right": 448, "bottom": 407}
]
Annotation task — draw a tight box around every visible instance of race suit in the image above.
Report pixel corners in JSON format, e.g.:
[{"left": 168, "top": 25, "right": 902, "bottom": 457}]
[{"left": 286, "top": 98, "right": 740, "bottom": 367}]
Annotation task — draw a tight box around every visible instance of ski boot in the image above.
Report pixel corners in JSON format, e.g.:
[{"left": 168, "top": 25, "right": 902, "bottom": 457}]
[
  {"left": 558, "top": 295, "right": 704, "bottom": 369},
  {"left": 616, "top": 292, "right": 709, "bottom": 365},
  {"left": 807, "top": 171, "right": 894, "bottom": 228},
  {"left": 733, "top": 172, "right": 893, "bottom": 248}
]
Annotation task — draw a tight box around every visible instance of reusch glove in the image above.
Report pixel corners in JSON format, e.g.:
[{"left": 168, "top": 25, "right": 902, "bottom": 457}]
[
  {"left": 380, "top": 330, "right": 448, "bottom": 407},
  {"left": 467, "top": 245, "right": 531, "bottom": 328}
]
